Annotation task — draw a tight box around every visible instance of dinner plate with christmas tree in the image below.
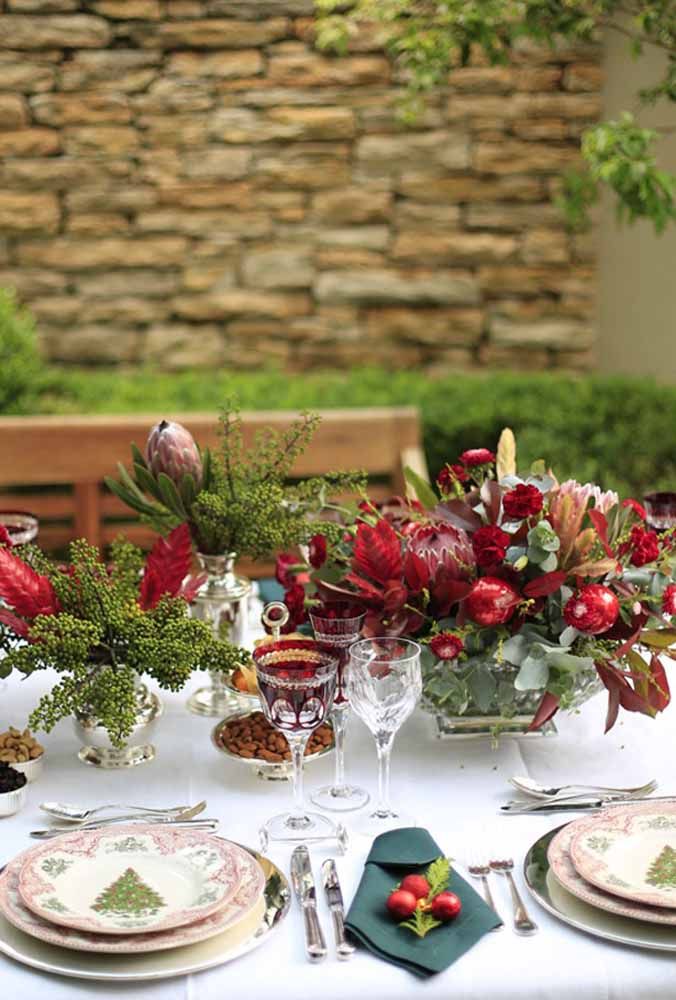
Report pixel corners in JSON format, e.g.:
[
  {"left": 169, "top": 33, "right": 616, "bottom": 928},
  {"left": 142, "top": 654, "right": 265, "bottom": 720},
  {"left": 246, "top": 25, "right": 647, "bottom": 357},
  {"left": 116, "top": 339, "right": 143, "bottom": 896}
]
[
  {"left": 0, "top": 844, "right": 265, "bottom": 954},
  {"left": 17, "top": 825, "right": 250, "bottom": 935},
  {"left": 569, "top": 801, "right": 676, "bottom": 909}
]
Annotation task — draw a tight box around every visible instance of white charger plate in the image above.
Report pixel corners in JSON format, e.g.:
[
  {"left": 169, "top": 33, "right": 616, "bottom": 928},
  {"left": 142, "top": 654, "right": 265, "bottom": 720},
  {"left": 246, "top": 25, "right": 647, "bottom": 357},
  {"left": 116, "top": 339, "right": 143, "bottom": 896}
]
[
  {"left": 18, "top": 824, "right": 245, "bottom": 935},
  {"left": 0, "top": 844, "right": 290, "bottom": 981},
  {"left": 525, "top": 827, "right": 676, "bottom": 952},
  {"left": 569, "top": 802, "right": 676, "bottom": 909}
]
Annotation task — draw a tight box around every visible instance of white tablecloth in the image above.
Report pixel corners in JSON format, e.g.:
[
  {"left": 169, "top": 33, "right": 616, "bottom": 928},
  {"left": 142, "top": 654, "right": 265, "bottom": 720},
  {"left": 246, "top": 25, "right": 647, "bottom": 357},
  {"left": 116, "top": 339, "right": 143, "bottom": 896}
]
[{"left": 2, "top": 666, "right": 675, "bottom": 1000}]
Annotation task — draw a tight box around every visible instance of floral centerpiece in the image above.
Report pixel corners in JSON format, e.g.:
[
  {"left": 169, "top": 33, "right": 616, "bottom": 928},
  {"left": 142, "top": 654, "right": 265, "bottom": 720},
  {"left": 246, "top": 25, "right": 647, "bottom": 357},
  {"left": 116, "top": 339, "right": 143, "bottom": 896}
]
[
  {"left": 278, "top": 432, "right": 676, "bottom": 735},
  {"left": 0, "top": 525, "right": 247, "bottom": 748}
]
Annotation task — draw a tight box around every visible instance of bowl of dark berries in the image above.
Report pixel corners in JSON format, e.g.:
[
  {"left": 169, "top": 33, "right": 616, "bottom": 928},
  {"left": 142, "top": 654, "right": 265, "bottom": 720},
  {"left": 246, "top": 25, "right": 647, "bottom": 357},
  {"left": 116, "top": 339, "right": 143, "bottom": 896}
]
[{"left": 0, "top": 762, "right": 27, "bottom": 817}]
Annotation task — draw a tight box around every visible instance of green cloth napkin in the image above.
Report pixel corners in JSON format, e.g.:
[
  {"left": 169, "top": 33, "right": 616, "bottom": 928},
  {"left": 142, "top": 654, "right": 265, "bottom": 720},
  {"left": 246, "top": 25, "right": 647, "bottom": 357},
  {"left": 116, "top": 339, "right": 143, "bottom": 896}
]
[
  {"left": 257, "top": 578, "right": 284, "bottom": 605},
  {"left": 346, "top": 827, "right": 502, "bottom": 977}
]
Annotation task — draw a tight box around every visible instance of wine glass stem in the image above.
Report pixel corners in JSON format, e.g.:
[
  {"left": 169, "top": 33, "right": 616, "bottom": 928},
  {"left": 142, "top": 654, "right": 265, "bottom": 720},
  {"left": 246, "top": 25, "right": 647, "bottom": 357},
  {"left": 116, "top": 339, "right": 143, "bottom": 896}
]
[
  {"left": 375, "top": 732, "right": 395, "bottom": 817},
  {"left": 288, "top": 732, "right": 311, "bottom": 821},
  {"left": 332, "top": 704, "right": 348, "bottom": 789}
]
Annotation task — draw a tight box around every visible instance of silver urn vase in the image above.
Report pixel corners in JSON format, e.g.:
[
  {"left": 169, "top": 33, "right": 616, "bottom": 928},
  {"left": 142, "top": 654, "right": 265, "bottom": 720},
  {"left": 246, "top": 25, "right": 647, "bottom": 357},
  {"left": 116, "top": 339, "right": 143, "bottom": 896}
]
[
  {"left": 73, "top": 678, "right": 163, "bottom": 768},
  {"left": 186, "top": 552, "right": 252, "bottom": 717}
]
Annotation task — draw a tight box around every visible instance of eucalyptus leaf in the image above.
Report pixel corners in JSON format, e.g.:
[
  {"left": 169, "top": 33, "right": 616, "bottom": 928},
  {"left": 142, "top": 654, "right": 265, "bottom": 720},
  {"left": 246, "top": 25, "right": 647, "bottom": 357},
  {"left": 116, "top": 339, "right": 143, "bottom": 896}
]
[
  {"left": 546, "top": 651, "right": 595, "bottom": 673},
  {"left": 540, "top": 552, "right": 558, "bottom": 572},
  {"left": 502, "top": 633, "right": 530, "bottom": 666},
  {"left": 468, "top": 663, "right": 497, "bottom": 712},
  {"left": 514, "top": 654, "right": 549, "bottom": 691},
  {"left": 559, "top": 625, "right": 579, "bottom": 645}
]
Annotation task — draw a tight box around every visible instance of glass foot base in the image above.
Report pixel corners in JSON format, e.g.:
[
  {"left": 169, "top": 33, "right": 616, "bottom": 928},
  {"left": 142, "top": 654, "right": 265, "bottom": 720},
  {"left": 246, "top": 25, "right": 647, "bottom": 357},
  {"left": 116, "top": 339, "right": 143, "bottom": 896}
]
[
  {"left": 310, "top": 784, "right": 370, "bottom": 813},
  {"left": 352, "top": 807, "right": 415, "bottom": 837},
  {"left": 78, "top": 743, "right": 155, "bottom": 768},
  {"left": 262, "top": 811, "right": 338, "bottom": 844},
  {"left": 187, "top": 686, "right": 240, "bottom": 718}
]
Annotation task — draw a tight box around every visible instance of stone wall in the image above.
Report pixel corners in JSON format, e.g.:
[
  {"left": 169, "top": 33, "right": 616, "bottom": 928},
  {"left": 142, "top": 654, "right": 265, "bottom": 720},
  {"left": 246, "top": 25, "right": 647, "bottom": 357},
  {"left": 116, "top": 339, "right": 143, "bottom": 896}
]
[{"left": 0, "top": 1, "right": 601, "bottom": 372}]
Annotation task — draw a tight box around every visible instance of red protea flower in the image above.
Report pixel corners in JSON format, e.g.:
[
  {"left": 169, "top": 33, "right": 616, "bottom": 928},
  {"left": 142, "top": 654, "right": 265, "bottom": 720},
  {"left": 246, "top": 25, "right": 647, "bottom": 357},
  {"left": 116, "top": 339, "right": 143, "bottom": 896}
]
[
  {"left": 146, "top": 419, "right": 203, "bottom": 488},
  {"left": 563, "top": 584, "right": 620, "bottom": 635},
  {"left": 407, "top": 522, "right": 474, "bottom": 581},
  {"left": 429, "top": 632, "right": 464, "bottom": 660}
]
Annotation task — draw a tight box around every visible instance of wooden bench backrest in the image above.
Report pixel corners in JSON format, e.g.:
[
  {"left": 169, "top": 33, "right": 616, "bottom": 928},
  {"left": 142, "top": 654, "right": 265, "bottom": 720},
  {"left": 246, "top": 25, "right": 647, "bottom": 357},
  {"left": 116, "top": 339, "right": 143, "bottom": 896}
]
[{"left": 0, "top": 407, "right": 427, "bottom": 573}]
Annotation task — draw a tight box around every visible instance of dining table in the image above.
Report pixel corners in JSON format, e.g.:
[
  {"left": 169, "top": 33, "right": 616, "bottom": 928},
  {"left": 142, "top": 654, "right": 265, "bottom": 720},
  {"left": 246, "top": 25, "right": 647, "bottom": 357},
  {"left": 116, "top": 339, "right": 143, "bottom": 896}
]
[{"left": 2, "top": 657, "right": 676, "bottom": 1000}]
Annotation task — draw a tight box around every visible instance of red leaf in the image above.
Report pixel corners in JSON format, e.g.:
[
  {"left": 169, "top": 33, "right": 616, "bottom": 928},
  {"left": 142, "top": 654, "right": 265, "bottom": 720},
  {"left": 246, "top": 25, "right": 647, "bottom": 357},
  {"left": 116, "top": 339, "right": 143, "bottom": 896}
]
[
  {"left": 527, "top": 692, "right": 560, "bottom": 732},
  {"left": 0, "top": 607, "right": 29, "bottom": 638},
  {"left": 343, "top": 572, "right": 385, "bottom": 605},
  {"left": 588, "top": 509, "right": 613, "bottom": 558},
  {"left": 596, "top": 659, "right": 654, "bottom": 731},
  {"left": 648, "top": 653, "right": 670, "bottom": 712},
  {"left": 435, "top": 500, "right": 483, "bottom": 534},
  {"left": 139, "top": 524, "right": 193, "bottom": 610},
  {"left": 431, "top": 571, "right": 471, "bottom": 616},
  {"left": 352, "top": 519, "right": 403, "bottom": 585},
  {"left": 523, "top": 571, "right": 567, "bottom": 598},
  {"left": 178, "top": 573, "right": 207, "bottom": 604},
  {"left": 0, "top": 547, "right": 60, "bottom": 620},
  {"left": 403, "top": 551, "right": 430, "bottom": 593}
]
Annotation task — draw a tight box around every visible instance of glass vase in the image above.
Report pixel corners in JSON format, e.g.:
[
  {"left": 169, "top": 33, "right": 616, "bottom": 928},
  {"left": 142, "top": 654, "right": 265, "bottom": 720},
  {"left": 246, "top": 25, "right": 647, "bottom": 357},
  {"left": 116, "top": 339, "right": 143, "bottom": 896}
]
[
  {"left": 187, "top": 552, "right": 252, "bottom": 717},
  {"left": 421, "top": 655, "right": 603, "bottom": 738},
  {"left": 73, "top": 676, "right": 163, "bottom": 768}
]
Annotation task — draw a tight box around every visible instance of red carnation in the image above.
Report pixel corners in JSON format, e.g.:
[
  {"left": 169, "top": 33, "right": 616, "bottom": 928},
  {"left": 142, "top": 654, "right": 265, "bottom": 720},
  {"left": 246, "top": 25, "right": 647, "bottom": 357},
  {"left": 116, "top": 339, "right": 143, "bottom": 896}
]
[
  {"left": 627, "top": 525, "right": 660, "bottom": 567},
  {"left": 429, "top": 632, "right": 464, "bottom": 661},
  {"left": 622, "top": 498, "right": 647, "bottom": 521},
  {"left": 275, "top": 552, "right": 297, "bottom": 588},
  {"left": 663, "top": 584, "right": 676, "bottom": 617},
  {"left": 471, "top": 525, "right": 510, "bottom": 568},
  {"left": 283, "top": 583, "right": 307, "bottom": 629},
  {"left": 437, "top": 464, "right": 468, "bottom": 493},
  {"left": 563, "top": 584, "right": 620, "bottom": 635},
  {"left": 503, "top": 484, "right": 543, "bottom": 520},
  {"left": 308, "top": 534, "right": 327, "bottom": 570},
  {"left": 460, "top": 448, "right": 495, "bottom": 467}
]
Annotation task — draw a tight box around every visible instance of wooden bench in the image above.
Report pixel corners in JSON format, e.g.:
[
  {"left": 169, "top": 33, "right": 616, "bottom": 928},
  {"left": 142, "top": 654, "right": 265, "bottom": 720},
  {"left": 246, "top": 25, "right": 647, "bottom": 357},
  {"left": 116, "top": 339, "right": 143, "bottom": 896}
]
[{"left": 0, "top": 407, "right": 428, "bottom": 576}]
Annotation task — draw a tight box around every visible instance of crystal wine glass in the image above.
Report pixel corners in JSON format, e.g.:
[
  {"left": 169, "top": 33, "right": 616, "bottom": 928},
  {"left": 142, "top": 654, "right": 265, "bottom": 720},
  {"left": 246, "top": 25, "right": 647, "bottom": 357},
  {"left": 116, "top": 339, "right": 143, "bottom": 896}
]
[
  {"left": 347, "top": 637, "right": 422, "bottom": 836},
  {"left": 643, "top": 492, "right": 676, "bottom": 533},
  {"left": 309, "top": 602, "right": 368, "bottom": 813},
  {"left": 254, "top": 637, "right": 339, "bottom": 842}
]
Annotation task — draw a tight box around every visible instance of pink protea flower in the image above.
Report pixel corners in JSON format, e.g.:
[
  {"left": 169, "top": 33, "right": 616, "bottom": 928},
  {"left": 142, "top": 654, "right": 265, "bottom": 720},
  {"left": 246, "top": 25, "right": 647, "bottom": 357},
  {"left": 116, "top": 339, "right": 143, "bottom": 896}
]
[{"left": 146, "top": 420, "right": 203, "bottom": 488}]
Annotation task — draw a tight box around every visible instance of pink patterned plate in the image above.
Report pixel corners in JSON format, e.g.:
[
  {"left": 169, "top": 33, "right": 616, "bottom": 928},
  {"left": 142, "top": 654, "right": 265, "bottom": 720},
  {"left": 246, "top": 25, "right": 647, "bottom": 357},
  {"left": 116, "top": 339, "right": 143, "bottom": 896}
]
[
  {"left": 18, "top": 825, "right": 247, "bottom": 935},
  {"left": 1, "top": 845, "right": 266, "bottom": 954},
  {"left": 569, "top": 802, "right": 676, "bottom": 909},
  {"left": 549, "top": 820, "right": 676, "bottom": 925}
]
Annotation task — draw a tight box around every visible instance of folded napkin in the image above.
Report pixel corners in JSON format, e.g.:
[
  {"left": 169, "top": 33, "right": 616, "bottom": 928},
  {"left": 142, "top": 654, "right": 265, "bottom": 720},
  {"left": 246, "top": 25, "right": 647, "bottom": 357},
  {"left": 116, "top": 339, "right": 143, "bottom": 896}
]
[
  {"left": 346, "top": 827, "right": 501, "bottom": 977},
  {"left": 257, "top": 578, "right": 284, "bottom": 605}
]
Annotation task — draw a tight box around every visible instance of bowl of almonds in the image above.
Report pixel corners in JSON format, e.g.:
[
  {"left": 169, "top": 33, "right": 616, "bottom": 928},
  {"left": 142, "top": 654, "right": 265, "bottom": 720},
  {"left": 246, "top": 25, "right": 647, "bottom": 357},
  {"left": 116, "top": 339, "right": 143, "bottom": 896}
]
[
  {"left": 0, "top": 727, "right": 44, "bottom": 783},
  {"left": 212, "top": 710, "right": 334, "bottom": 781}
]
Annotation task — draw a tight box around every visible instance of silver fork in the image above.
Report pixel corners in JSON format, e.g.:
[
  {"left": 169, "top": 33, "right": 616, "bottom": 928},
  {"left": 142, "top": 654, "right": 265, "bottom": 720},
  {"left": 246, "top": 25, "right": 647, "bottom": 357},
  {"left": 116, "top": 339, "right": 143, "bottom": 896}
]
[
  {"left": 489, "top": 858, "right": 537, "bottom": 935},
  {"left": 467, "top": 856, "right": 503, "bottom": 930}
]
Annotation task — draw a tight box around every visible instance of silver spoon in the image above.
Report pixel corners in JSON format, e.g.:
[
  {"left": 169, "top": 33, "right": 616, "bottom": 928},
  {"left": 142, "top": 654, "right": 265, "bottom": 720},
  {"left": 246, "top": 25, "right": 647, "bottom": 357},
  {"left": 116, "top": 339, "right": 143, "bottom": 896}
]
[
  {"left": 40, "top": 800, "right": 206, "bottom": 822},
  {"left": 509, "top": 776, "right": 657, "bottom": 800}
]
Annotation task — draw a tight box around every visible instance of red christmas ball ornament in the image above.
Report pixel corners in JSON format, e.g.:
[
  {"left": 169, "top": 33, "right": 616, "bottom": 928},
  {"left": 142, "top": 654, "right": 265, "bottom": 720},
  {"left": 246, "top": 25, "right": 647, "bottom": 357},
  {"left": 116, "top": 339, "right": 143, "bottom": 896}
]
[
  {"left": 563, "top": 584, "right": 620, "bottom": 635},
  {"left": 399, "top": 874, "right": 431, "bottom": 900},
  {"left": 464, "top": 576, "right": 520, "bottom": 627},
  {"left": 430, "top": 891, "right": 462, "bottom": 922},
  {"left": 386, "top": 889, "right": 418, "bottom": 920}
]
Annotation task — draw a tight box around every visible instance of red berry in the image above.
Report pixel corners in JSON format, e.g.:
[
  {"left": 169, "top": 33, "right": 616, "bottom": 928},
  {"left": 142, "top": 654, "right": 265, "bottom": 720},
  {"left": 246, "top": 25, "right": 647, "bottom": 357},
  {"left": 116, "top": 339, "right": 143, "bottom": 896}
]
[
  {"left": 399, "top": 874, "right": 431, "bottom": 900},
  {"left": 386, "top": 889, "right": 418, "bottom": 920},
  {"left": 430, "top": 891, "right": 462, "bottom": 922}
]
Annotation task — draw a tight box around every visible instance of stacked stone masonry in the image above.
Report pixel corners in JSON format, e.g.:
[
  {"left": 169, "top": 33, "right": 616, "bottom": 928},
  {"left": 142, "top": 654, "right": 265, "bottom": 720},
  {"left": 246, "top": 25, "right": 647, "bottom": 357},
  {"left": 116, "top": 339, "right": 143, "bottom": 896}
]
[{"left": 0, "top": 0, "right": 601, "bottom": 372}]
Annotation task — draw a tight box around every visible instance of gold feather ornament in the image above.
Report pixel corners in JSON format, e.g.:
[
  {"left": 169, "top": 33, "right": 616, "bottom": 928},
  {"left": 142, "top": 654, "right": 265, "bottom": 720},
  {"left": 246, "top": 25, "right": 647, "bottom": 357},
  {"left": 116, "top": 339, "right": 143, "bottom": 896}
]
[{"left": 496, "top": 428, "right": 516, "bottom": 481}]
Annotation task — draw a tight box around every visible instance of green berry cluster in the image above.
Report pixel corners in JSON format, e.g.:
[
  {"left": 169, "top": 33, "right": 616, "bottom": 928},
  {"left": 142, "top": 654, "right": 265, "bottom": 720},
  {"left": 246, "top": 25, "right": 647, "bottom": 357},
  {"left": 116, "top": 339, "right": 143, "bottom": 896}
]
[{"left": 0, "top": 540, "right": 248, "bottom": 747}]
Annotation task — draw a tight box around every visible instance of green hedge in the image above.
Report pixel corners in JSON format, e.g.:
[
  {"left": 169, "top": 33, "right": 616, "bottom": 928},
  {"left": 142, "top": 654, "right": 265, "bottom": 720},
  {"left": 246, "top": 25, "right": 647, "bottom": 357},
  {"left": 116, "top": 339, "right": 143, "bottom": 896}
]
[{"left": 31, "top": 366, "right": 676, "bottom": 499}]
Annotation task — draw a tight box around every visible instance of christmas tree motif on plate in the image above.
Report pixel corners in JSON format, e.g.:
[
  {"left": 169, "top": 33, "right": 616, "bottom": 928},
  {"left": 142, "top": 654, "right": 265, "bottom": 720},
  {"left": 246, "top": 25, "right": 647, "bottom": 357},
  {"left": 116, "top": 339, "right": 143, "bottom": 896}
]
[
  {"left": 91, "top": 867, "right": 166, "bottom": 917},
  {"left": 646, "top": 846, "right": 676, "bottom": 889}
]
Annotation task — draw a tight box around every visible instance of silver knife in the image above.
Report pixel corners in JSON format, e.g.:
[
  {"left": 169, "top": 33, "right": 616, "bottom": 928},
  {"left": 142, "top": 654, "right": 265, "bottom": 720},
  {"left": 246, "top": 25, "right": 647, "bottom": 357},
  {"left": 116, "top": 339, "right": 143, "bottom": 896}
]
[
  {"left": 321, "top": 859, "right": 355, "bottom": 960},
  {"left": 290, "top": 845, "right": 327, "bottom": 962},
  {"left": 501, "top": 793, "right": 673, "bottom": 815}
]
